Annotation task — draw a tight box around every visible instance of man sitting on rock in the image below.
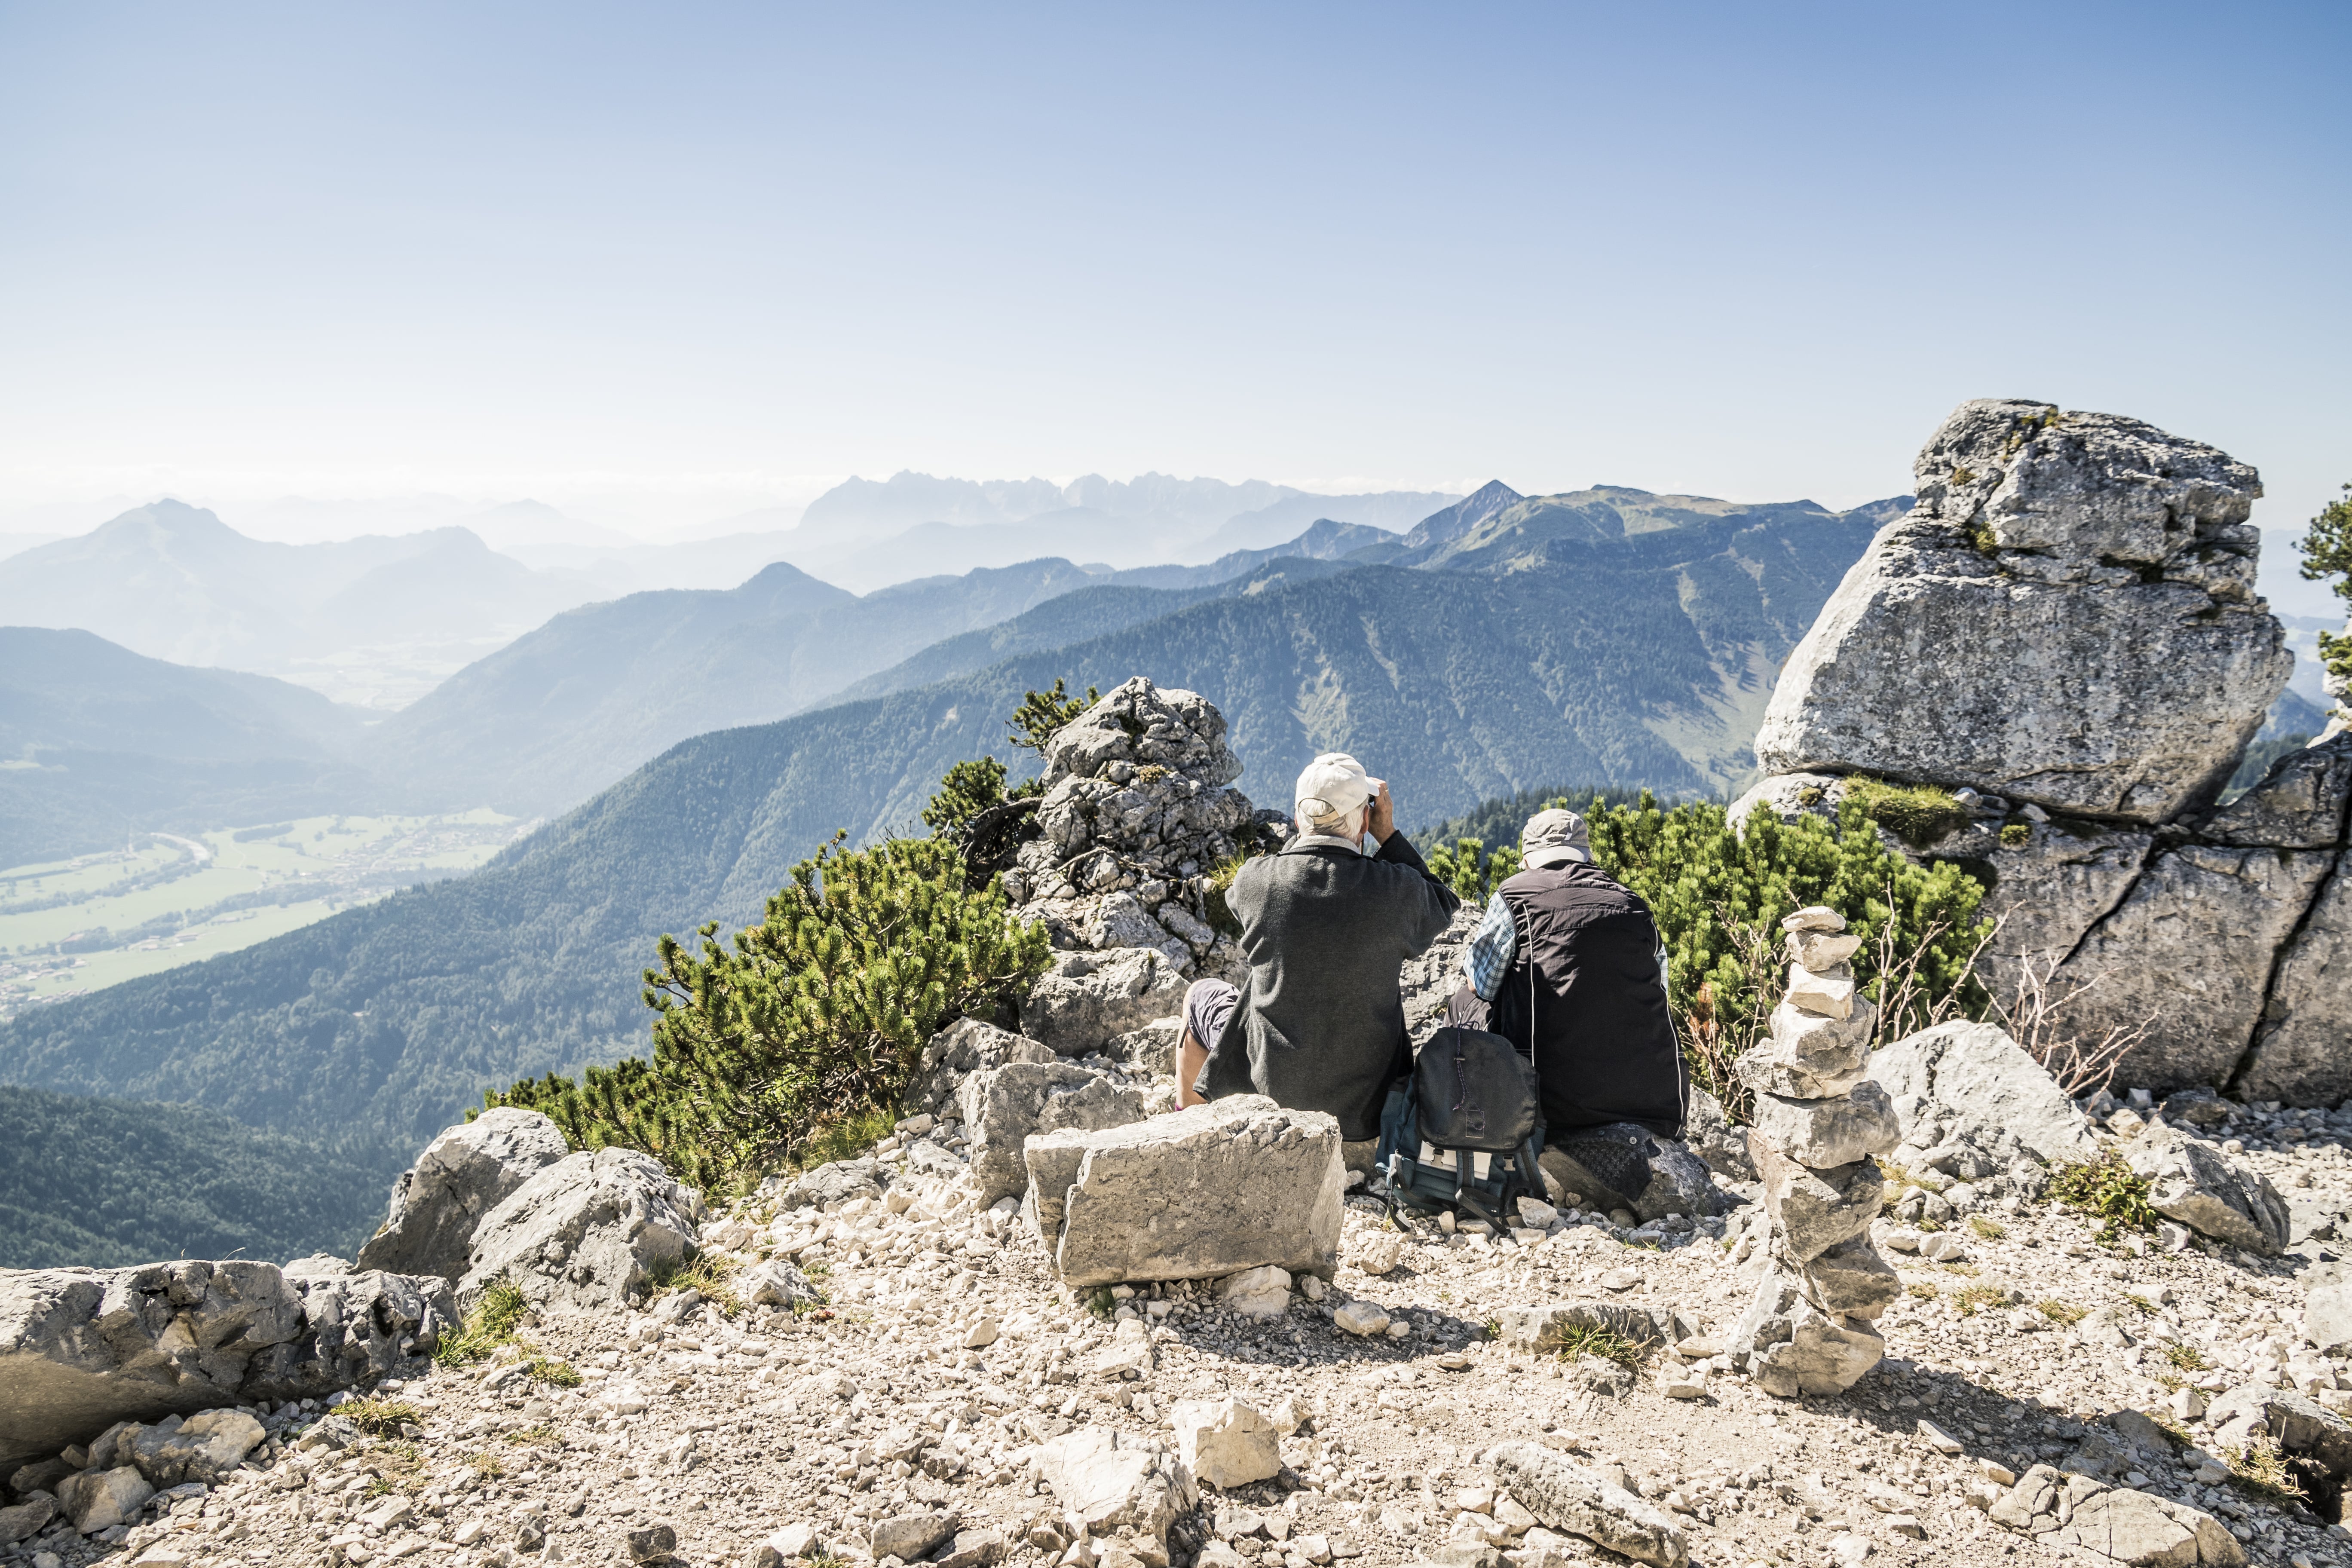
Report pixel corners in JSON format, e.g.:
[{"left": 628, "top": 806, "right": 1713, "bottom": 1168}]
[
  {"left": 1457, "top": 806, "right": 1684, "bottom": 1216},
  {"left": 1178, "top": 752, "right": 1459, "bottom": 1164}
]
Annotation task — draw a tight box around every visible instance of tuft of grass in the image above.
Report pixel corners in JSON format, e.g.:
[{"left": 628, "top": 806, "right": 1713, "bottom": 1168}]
[
  {"left": 1843, "top": 777, "right": 1972, "bottom": 848},
  {"left": 2000, "top": 823, "right": 2031, "bottom": 848},
  {"left": 1968, "top": 1216, "right": 2007, "bottom": 1241},
  {"left": 435, "top": 1276, "right": 529, "bottom": 1367},
  {"left": 1937, "top": 1261, "right": 1980, "bottom": 1277},
  {"left": 1204, "top": 854, "right": 1248, "bottom": 939},
  {"left": 2036, "top": 1300, "right": 2086, "bottom": 1326},
  {"left": 468, "top": 1452, "right": 505, "bottom": 1480},
  {"left": 1551, "top": 1324, "right": 1645, "bottom": 1369},
  {"left": 336, "top": 1397, "right": 420, "bottom": 1437},
  {"left": 2164, "top": 1344, "right": 2212, "bottom": 1372},
  {"left": 2049, "top": 1155, "right": 2158, "bottom": 1245},
  {"left": 2122, "top": 1293, "right": 2160, "bottom": 1317},
  {"left": 1482, "top": 1318, "right": 1502, "bottom": 1342},
  {"left": 1953, "top": 1285, "right": 2005, "bottom": 1318},
  {"left": 793, "top": 1105, "right": 900, "bottom": 1175},
  {"left": 649, "top": 1252, "right": 744, "bottom": 1318},
  {"left": 503, "top": 1423, "right": 560, "bottom": 1448},
  {"left": 1906, "top": 1280, "right": 1941, "bottom": 1300},
  {"left": 2224, "top": 1438, "right": 2308, "bottom": 1503},
  {"left": 523, "top": 1353, "right": 582, "bottom": 1387}
]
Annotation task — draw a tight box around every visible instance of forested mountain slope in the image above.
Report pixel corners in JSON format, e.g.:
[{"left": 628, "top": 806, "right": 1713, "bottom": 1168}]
[
  {"left": 0, "top": 1084, "right": 393, "bottom": 1268},
  {"left": 0, "top": 496, "right": 1883, "bottom": 1153},
  {"left": 0, "top": 628, "right": 379, "bottom": 864}
]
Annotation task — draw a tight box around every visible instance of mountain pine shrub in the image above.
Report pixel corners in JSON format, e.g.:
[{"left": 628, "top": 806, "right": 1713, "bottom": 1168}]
[{"left": 485, "top": 833, "right": 1050, "bottom": 1195}]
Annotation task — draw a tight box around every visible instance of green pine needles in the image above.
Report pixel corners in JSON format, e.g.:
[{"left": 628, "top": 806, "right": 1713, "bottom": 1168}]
[{"left": 486, "top": 833, "right": 1050, "bottom": 1195}]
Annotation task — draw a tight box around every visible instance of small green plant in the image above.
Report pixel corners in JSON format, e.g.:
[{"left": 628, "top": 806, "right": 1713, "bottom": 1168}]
[
  {"left": 1204, "top": 853, "right": 1248, "bottom": 939},
  {"left": 1086, "top": 1288, "right": 1115, "bottom": 1320},
  {"left": 1951, "top": 466, "right": 1978, "bottom": 487},
  {"left": 1953, "top": 1284, "right": 2005, "bottom": 1318},
  {"left": 2122, "top": 1294, "right": 2160, "bottom": 1317},
  {"left": 1481, "top": 1317, "right": 1502, "bottom": 1341},
  {"left": 1841, "top": 777, "right": 1972, "bottom": 848},
  {"left": 1999, "top": 823, "right": 2031, "bottom": 848},
  {"left": 2048, "top": 1154, "right": 2158, "bottom": 1243},
  {"left": 1007, "top": 679, "right": 1098, "bottom": 754},
  {"left": 503, "top": 1423, "right": 560, "bottom": 1447},
  {"left": 1906, "top": 1280, "right": 1940, "bottom": 1300},
  {"left": 522, "top": 1353, "right": 581, "bottom": 1387},
  {"left": 1938, "top": 1260, "right": 1981, "bottom": 1277},
  {"left": 1551, "top": 1324, "right": 1645, "bottom": 1368},
  {"left": 1970, "top": 527, "right": 2000, "bottom": 557},
  {"left": 1969, "top": 1216, "right": 2007, "bottom": 1241},
  {"left": 467, "top": 1451, "right": 505, "bottom": 1480},
  {"left": 1426, "top": 836, "right": 1524, "bottom": 904},
  {"left": 434, "top": 1276, "right": 528, "bottom": 1367},
  {"left": 2036, "top": 1300, "right": 2086, "bottom": 1326},
  {"left": 334, "top": 1397, "right": 420, "bottom": 1437},
  {"left": 2164, "top": 1344, "right": 2212, "bottom": 1372}
]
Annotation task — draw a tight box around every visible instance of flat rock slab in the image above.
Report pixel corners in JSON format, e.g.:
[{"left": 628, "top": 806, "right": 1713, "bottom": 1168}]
[
  {"left": 1030, "top": 1095, "right": 1342, "bottom": 1288},
  {"left": 1486, "top": 1441, "right": 1689, "bottom": 1568}
]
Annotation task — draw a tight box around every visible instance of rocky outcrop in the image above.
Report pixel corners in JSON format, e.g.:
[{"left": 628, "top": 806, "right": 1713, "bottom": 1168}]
[
  {"left": 2122, "top": 1124, "right": 2290, "bottom": 1255},
  {"left": 456, "top": 1147, "right": 702, "bottom": 1314},
  {"left": 1868, "top": 1020, "right": 2101, "bottom": 1181},
  {"left": 1987, "top": 1463, "right": 2244, "bottom": 1565},
  {"left": 0, "top": 1260, "right": 451, "bottom": 1471},
  {"left": 1755, "top": 399, "right": 2283, "bottom": 821},
  {"left": 904, "top": 1018, "right": 1060, "bottom": 1118},
  {"left": 1734, "top": 399, "right": 2352, "bottom": 1102},
  {"left": 1005, "top": 680, "right": 1256, "bottom": 984},
  {"left": 355, "top": 1107, "right": 570, "bottom": 1283},
  {"left": 1020, "top": 948, "right": 1190, "bottom": 1057},
  {"left": 1024, "top": 1095, "right": 1343, "bottom": 1288}
]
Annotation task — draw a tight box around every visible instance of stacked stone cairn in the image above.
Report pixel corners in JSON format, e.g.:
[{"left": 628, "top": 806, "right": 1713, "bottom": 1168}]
[{"left": 1724, "top": 903, "right": 1903, "bottom": 1396}]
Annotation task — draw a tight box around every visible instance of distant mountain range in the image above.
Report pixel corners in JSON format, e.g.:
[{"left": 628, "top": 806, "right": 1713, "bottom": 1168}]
[
  {"left": 0, "top": 483, "right": 1899, "bottom": 1167},
  {"left": 0, "top": 627, "right": 374, "bottom": 866}
]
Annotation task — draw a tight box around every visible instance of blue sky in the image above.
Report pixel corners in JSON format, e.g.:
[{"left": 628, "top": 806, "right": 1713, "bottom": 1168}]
[{"left": 0, "top": 2, "right": 2345, "bottom": 597}]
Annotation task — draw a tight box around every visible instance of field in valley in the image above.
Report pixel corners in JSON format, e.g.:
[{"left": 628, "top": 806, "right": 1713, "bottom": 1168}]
[{"left": 0, "top": 809, "right": 526, "bottom": 1020}]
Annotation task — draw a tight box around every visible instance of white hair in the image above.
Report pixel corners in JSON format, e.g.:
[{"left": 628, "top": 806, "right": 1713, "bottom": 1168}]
[{"left": 1296, "top": 802, "right": 1368, "bottom": 839}]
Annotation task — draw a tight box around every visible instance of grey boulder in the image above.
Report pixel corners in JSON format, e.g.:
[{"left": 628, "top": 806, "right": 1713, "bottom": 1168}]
[
  {"left": 55, "top": 1466, "right": 153, "bottom": 1533},
  {"left": 2234, "top": 858, "right": 2352, "bottom": 1106},
  {"left": 906, "top": 1018, "right": 1059, "bottom": 1119},
  {"left": 2122, "top": 1126, "right": 2289, "bottom": 1255},
  {"left": 778, "top": 1157, "right": 885, "bottom": 1212},
  {"left": 959, "top": 1060, "right": 1146, "bottom": 1205},
  {"left": 870, "top": 1511, "right": 959, "bottom": 1562},
  {"left": 1035, "top": 1426, "right": 1197, "bottom": 1548},
  {"left": 356, "top": 1107, "right": 570, "bottom": 1283},
  {"left": 1021, "top": 947, "right": 1188, "bottom": 1057},
  {"left": 1486, "top": 1441, "right": 1689, "bottom": 1568},
  {"left": 2304, "top": 1262, "right": 2352, "bottom": 1356},
  {"left": 126, "top": 1408, "right": 266, "bottom": 1486},
  {"left": 1028, "top": 1095, "right": 1343, "bottom": 1288},
  {"left": 1754, "top": 399, "right": 2286, "bottom": 824},
  {"left": 1867, "top": 1020, "right": 2100, "bottom": 1176},
  {"left": 457, "top": 1146, "right": 702, "bottom": 1314},
  {"left": 1988, "top": 1464, "right": 2243, "bottom": 1566}
]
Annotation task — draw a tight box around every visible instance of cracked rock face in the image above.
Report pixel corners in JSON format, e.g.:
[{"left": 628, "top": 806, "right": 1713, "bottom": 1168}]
[{"left": 1755, "top": 399, "right": 2287, "bottom": 822}]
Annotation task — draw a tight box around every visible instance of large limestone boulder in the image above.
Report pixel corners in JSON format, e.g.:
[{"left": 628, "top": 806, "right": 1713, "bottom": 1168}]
[
  {"left": 457, "top": 1147, "right": 702, "bottom": 1314},
  {"left": 958, "top": 1060, "right": 1147, "bottom": 1205},
  {"left": 1755, "top": 400, "right": 2286, "bottom": 823},
  {"left": 125, "top": 1408, "right": 266, "bottom": 1486},
  {"left": 904, "top": 1018, "right": 1060, "bottom": 1120},
  {"left": 0, "top": 1260, "right": 451, "bottom": 1471},
  {"left": 356, "top": 1108, "right": 570, "bottom": 1283},
  {"left": 2122, "top": 1125, "right": 2289, "bottom": 1255},
  {"left": 1867, "top": 1020, "right": 2100, "bottom": 1180},
  {"left": 1020, "top": 947, "right": 1188, "bottom": 1057},
  {"left": 1024, "top": 1095, "right": 1343, "bottom": 1287}
]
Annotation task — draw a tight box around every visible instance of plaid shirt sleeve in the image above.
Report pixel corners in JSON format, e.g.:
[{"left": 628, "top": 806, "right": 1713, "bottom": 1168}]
[{"left": 1462, "top": 891, "right": 1516, "bottom": 1001}]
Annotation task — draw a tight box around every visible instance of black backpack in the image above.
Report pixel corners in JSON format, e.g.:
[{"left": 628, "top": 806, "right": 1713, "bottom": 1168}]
[{"left": 1374, "top": 968, "right": 1547, "bottom": 1231}]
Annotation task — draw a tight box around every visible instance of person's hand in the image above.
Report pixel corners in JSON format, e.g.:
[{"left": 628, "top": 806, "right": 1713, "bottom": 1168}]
[{"left": 1367, "top": 779, "right": 1396, "bottom": 844}]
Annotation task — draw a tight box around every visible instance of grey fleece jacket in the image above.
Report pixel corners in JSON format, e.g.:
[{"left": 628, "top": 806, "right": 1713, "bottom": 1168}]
[{"left": 1194, "top": 831, "right": 1460, "bottom": 1140}]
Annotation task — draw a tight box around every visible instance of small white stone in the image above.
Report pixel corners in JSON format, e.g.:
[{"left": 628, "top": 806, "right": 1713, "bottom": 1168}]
[
  {"left": 1598, "top": 1268, "right": 1638, "bottom": 1292},
  {"left": 1333, "top": 1301, "right": 1391, "bottom": 1337}
]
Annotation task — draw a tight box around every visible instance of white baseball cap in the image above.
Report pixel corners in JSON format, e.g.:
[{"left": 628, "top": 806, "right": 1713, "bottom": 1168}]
[{"left": 1295, "top": 752, "right": 1373, "bottom": 823}]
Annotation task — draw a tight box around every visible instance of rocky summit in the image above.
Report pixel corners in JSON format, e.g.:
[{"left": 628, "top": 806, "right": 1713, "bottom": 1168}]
[{"left": 8, "top": 406, "right": 2352, "bottom": 1568}]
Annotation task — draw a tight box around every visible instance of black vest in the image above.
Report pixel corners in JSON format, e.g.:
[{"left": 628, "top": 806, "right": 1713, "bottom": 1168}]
[{"left": 1488, "top": 863, "right": 1683, "bottom": 1139}]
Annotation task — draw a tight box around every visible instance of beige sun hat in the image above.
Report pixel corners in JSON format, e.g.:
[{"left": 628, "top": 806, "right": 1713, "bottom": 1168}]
[
  {"left": 1294, "top": 752, "right": 1374, "bottom": 827},
  {"left": 1521, "top": 807, "right": 1591, "bottom": 868}
]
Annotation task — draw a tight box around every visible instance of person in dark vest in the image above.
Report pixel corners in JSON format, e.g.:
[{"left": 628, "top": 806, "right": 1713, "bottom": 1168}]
[
  {"left": 1178, "top": 752, "right": 1459, "bottom": 1167},
  {"left": 1458, "top": 806, "right": 1684, "bottom": 1215}
]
